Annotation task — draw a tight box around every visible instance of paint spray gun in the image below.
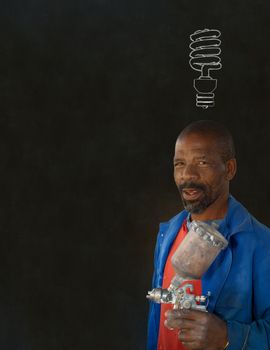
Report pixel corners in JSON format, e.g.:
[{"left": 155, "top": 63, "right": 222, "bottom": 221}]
[{"left": 147, "top": 221, "right": 228, "bottom": 310}]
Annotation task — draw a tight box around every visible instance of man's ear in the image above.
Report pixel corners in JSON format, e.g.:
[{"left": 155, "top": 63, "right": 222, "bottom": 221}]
[{"left": 225, "top": 158, "right": 237, "bottom": 181}]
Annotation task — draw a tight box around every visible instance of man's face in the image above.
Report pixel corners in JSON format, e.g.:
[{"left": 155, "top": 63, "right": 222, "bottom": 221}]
[{"left": 173, "top": 132, "right": 230, "bottom": 215}]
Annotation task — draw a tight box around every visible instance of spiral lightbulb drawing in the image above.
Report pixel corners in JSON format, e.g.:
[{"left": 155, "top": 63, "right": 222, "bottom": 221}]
[{"left": 189, "top": 29, "right": 222, "bottom": 108}]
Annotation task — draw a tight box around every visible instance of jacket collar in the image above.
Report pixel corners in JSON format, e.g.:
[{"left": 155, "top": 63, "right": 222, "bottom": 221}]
[
  {"left": 161, "top": 194, "right": 253, "bottom": 239},
  {"left": 218, "top": 195, "right": 253, "bottom": 239}
]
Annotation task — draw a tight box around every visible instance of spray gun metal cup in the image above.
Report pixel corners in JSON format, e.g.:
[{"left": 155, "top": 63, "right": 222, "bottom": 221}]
[{"left": 171, "top": 221, "right": 228, "bottom": 280}]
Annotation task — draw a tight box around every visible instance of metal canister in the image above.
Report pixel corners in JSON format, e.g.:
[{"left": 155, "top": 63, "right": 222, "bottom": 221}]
[{"left": 171, "top": 221, "right": 228, "bottom": 280}]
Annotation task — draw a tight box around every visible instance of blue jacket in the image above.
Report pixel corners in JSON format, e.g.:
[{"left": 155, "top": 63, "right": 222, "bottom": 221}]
[{"left": 148, "top": 195, "right": 270, "bottom": 350}]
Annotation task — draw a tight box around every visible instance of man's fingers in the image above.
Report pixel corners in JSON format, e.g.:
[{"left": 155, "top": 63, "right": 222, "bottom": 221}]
[
  {"left": 179, "top": 340, "right": 198, "bottom": 350},
  {"left": 165, "top": 317, "right": 195, "bottom": 330},
  {"left": 166, "top": 309, "right": 207, "bottom": 322},
  {"left": 178, "top": 329, "right": 206, "bottom": 350}
]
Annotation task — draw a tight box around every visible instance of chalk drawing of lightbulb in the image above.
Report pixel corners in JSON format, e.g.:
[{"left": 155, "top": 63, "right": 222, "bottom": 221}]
[{"left": 189, "top": 29, "right": 222, "bottom": 108}]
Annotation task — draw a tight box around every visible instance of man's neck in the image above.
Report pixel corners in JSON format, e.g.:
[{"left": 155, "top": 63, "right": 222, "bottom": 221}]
[{"left": 186, "top": 213, "right": 222, "bottom": 231}]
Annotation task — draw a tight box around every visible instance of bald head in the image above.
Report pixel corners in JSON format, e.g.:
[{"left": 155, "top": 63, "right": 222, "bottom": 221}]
[{"left": 177, "top": 120, "right": 235, "bottom": 163}]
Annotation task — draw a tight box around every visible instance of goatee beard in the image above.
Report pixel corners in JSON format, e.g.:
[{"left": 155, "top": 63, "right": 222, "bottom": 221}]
[
  {"left": 178, "top": 181, "right": 210, "bottom": 214},
  {"left": 182, "top": 197, "right": 209, "bottom": 214}
]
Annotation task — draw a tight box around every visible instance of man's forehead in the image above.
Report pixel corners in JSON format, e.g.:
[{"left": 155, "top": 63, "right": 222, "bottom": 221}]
[
  {"left": 174, "top": 133, "right": 222, "bottom": 157},
  {"left": 174, "top": 147, "right": 217, "bottom": 158}
]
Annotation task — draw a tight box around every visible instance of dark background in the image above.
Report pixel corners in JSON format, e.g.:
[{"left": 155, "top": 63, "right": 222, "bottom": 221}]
[{"left": 1, "top": 0, "right": 270, "bottom": 349}]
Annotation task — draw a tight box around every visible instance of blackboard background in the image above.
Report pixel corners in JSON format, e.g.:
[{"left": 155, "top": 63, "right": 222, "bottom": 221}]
[{"left": 1, "top": 0, "right": 270, "bottom": 349}]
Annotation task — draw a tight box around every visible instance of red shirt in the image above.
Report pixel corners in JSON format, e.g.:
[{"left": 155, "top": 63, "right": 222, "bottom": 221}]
[{"left": 157, "top": 222, "right": 202, "bottom": 350}]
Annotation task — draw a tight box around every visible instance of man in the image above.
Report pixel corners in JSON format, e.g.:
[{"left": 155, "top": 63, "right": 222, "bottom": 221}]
[{"left": 147, "top": 120, "right": 270, "bottom": 349}]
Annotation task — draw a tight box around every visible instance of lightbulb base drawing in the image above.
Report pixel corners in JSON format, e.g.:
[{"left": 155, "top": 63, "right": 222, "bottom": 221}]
[
  {"left": 189, "top": 29, "right": 222, "bottom": 109},
  {"left": 193, "top": 77, "right": 217, "bottom": 109}
]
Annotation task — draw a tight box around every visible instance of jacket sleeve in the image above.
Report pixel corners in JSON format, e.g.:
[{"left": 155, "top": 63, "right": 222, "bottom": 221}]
[
  {"left": 147, "top": 227, "right": 163, "bottom": 350},
  {"left": 226, "top": 233, "right": 270, "bottom": 350},
  {"left": 227, "top": 316, "right": 270, "bottom": 350}
]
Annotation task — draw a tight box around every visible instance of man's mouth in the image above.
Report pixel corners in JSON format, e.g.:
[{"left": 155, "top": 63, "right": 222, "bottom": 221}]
[{"left": 182, "top": 188, "right": 203, "bottom": 201}]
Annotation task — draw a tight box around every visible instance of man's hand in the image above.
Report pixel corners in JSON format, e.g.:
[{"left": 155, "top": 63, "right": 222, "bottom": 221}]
[{"left": 165, "top": 308, "right": 228, "bottom": 350}]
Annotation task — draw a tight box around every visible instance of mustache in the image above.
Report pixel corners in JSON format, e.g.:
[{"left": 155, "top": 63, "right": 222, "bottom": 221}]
[{"left": 178, "top": 182, "right": 206, "bottom": 192}]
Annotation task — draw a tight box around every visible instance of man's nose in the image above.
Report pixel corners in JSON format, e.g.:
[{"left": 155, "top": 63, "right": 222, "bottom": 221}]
[{"left": 181, "top": 164, "right": 199, "bottom": 181}]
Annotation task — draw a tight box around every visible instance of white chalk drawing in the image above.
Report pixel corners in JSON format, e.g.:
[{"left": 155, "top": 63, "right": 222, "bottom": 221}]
[{"left": 189, "top": 29, "right": 222, "bottom": 109}]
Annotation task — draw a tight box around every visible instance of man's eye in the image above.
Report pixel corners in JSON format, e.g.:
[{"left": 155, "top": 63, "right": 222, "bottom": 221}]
[
  {"left": 198, "top": 161, "right": 207, "bottom": 165},
  {"left": 174, "top": 162, "right": 185, "bottom": 167}
]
